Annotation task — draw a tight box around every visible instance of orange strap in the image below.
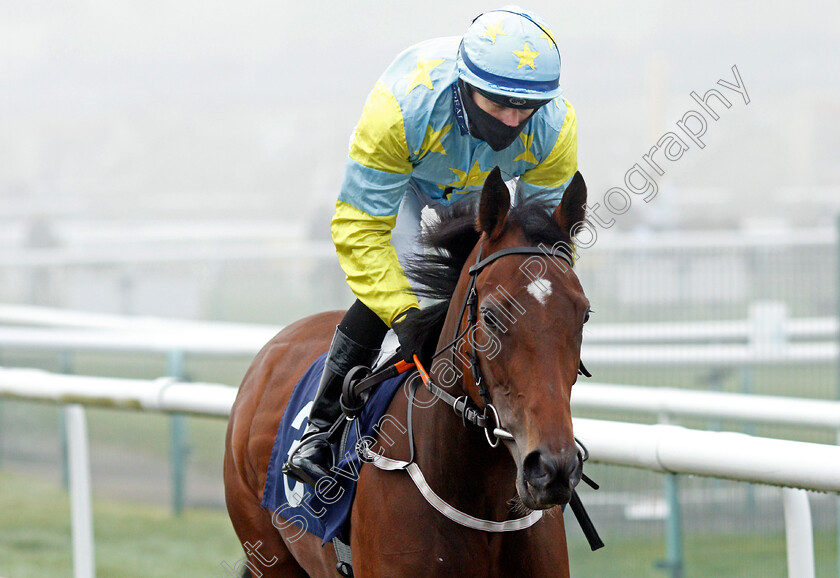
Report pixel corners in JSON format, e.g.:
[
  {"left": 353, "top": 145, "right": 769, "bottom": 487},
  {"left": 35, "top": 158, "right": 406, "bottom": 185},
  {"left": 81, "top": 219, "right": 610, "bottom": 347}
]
[
  {"left": 412, "top": 355, "right": 430, "bottom": 386},
  {"left": 394, "top": 359, "right": 416, "bottom": 375}
]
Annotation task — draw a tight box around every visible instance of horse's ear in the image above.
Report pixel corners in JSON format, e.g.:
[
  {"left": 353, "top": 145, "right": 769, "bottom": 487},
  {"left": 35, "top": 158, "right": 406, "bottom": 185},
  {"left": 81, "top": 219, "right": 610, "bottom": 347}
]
[
  {"left": 476, "top": 166, "right": 510, "bottom": 239},
  {"left": 553, "top": 171, "right": 587, "bottom": 236}
]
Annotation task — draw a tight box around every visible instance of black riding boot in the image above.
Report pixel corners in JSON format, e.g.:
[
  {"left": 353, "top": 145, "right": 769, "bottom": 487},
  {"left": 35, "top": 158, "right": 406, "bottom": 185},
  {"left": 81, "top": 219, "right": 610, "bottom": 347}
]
[{"left": 283, "top": 326, "right": 380, "bottom": 486}]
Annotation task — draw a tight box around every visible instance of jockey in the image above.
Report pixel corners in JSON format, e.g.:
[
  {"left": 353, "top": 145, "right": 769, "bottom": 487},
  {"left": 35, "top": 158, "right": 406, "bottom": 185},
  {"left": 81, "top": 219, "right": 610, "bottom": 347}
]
[{"left": 284, "top": 7, "right": 578, "bottom": 487}]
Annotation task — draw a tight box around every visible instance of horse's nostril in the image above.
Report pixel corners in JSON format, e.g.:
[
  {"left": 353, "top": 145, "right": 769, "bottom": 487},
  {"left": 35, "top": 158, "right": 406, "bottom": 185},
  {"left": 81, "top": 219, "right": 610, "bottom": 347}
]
[
  {"left": 523, "top": 450, "right": 559, "bottom": 488},
  {"left": 523, "top": 448, "right": 582, "bottom": 492}
]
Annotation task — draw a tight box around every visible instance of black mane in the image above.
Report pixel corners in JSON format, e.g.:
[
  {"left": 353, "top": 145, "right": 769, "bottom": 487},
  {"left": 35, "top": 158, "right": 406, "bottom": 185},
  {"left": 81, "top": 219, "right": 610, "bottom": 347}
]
[{"left": 402, "top": 193, "right": 570, "bottom": 364}]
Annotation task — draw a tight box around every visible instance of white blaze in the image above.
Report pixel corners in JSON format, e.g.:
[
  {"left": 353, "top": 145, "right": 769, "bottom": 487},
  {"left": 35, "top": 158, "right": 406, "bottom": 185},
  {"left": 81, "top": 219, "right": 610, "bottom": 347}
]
[{"left": 526, "top": 279, "right": 553, "bottom": 306}]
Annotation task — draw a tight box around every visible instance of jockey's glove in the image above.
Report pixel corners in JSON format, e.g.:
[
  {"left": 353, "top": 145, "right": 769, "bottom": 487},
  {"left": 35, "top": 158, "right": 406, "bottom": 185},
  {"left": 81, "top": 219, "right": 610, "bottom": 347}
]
[{"left": 392, "top": 307, "right": 423, "bottom": 363}]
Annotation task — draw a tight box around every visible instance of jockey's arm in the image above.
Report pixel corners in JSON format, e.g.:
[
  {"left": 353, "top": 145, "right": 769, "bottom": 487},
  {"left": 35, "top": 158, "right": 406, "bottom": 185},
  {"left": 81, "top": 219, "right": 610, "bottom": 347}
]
[
  {"left": 332, "top": 81, "right": 420, "bottom": 327},
  {"left": 516, "top": 99, "right": 579, "bottom": 207}
]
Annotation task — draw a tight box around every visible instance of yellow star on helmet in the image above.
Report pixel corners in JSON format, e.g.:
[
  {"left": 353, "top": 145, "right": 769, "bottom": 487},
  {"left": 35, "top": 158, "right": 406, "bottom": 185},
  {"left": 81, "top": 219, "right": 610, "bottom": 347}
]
[
  {"left": 514, "top": 132, "right": 538, "bottom": 165},
  {"left": 483, "top": 20, "right": 506, "bottom": 43},
  {"left": 415, "top": 123, "right": 451, "bottom": 159},
  {"left": 513, "top": 43, "right": 540, "bottom": 70},
  {"left": 540, "top": 28, "right": 556, "bottom": 44},
  {"left": 445, "top": 161, "right": 491, "bottom": 191},
  {"left": 404, "top": 57, "right": 446, "bottom": 95}
]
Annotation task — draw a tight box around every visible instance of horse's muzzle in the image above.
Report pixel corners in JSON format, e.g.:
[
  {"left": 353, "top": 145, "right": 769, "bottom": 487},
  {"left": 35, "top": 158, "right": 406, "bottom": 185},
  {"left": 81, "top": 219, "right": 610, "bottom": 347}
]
[{"left": 520, "top": 446, "right": 582, "bottom": 508}]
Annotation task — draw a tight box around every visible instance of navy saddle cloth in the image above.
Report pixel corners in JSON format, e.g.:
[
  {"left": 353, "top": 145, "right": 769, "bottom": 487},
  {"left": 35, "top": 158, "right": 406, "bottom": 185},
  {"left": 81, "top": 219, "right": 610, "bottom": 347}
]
[{"left": 261, "top": 352, "right": 409, "bottom": 544}]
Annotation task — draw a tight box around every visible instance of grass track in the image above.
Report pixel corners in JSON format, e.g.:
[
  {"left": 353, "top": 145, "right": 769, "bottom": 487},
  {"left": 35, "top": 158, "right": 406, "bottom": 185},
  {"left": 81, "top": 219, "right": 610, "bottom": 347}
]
[
  {"left": 2, "top": 469, "right": 837, "bottom": 577},
  {"left": 0, "top": 470, "right": 242, "bottom": 578},
  {"left": 569, "top": 528, "right": 837, "bottom": 577}
]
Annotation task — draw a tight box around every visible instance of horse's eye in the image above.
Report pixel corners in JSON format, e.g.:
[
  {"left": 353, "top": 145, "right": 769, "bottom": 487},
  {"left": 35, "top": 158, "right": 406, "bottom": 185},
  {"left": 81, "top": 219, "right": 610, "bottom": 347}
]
[
  {"left": 481, "top": 307, "right": 504, "bottom": 332},
  {"left": 583, "top": 309, "right": 591, "bottom": 324}
]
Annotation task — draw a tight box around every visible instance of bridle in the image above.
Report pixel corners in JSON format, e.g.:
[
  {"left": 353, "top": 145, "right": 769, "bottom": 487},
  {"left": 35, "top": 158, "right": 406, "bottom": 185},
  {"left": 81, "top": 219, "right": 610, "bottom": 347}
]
[
  {"left": 343, "top": 241, "right": 587, "bottom": 447},
  {"left": 352, "top": 240, "right": 602, "bottom": 546},
  {"left": 423, "top": 242, "right": 587, "bottom": 447}
]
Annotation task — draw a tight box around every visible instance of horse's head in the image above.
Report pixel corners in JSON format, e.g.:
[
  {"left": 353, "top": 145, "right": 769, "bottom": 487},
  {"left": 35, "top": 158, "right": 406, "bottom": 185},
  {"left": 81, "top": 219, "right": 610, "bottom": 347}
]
[{"left": 448, "top": 167, "right": 590, "bottom": 510}]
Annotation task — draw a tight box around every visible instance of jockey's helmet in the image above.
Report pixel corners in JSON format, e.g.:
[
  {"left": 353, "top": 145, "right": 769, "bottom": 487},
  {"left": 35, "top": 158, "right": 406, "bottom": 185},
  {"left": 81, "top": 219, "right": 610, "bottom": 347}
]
[{"left": 456, "top": 7, "right": 562, "bottom": 109}]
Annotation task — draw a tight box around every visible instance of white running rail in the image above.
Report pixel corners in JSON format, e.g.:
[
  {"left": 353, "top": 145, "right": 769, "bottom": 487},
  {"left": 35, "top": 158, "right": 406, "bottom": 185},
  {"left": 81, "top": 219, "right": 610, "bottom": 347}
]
[
  {"left": 0, "top": 303, "right": 835, "bottom": 343},
  {"left": 0, "top": 326, "right": 835, "bottom": 365},
  {"left": 1, "top": 367, "right": 838, "bottom": 577}
]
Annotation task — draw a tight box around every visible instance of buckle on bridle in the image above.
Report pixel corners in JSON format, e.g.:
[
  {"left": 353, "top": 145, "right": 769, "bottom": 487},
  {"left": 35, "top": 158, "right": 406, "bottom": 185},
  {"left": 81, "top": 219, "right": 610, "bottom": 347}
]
[{"left": 453, "top": 395, "right": 471, "bottom": 428}]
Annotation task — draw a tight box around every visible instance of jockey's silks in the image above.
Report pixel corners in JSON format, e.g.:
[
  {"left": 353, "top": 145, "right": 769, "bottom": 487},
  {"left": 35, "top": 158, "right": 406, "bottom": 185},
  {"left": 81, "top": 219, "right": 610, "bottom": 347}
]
[{"left": 333, "top": 36, "right": 577, "bottom": 326}]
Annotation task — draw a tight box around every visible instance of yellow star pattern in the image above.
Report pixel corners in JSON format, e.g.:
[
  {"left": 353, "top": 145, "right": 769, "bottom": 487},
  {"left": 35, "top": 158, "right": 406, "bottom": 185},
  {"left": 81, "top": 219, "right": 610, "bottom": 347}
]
[
  {"left": 514, "top": 133, "right": 538, "bottom": 165},
  {"left": 404, "top": 57, "right": 446, "bottom": 94},
  {"left": 443, "top": 161, "right": 491, "bottom": 192},
  {"left": 540, "top": 28, "right": 556, "bottom": 44},
  {"left": 513, "top": 43, "right": 540, "bottom": 70},
  {"left": 483, "top": 20, "right": 506, "bottom": 43},
  {"left": 415, "top": 123, "right": 451, "bottom": 159}
]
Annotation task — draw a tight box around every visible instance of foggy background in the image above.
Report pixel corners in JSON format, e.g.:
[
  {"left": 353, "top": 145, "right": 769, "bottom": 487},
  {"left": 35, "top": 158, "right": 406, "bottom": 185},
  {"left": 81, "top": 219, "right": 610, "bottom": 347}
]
[
  {"left": 2, "top": 0, "right": 839, "bottom": 322},
  {"left": 3, "top": 4, "right": 840, "bottom": 575}
]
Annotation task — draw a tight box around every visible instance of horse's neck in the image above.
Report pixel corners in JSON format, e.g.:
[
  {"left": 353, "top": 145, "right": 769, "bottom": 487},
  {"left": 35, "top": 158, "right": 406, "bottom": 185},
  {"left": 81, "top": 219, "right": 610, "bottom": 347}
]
[
  {"left": 405, "top": 261, "right": 519, "bottom": 518},
  {"left": 412, "top": 384, "right": 517, "bottom": 518}
]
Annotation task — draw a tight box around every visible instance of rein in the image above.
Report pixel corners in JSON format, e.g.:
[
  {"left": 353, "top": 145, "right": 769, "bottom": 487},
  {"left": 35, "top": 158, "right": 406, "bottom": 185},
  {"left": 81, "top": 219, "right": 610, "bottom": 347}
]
[
  {"left": 350, "top": 242, "right": 603, "bottom": 539},
  {"left": 346, "top": 243, "right": 579, "bottom": 439},
  {"left": 435, "top": 242, "right": 578, "bottom": 443}
]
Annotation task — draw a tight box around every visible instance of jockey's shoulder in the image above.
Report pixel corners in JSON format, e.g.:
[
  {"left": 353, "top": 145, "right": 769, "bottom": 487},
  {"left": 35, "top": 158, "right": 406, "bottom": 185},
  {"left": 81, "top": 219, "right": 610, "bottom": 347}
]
[
  {"left": 536, "top": 96, "right": 575, "bottom": 133},
  {"left": 378, "top": 37, "right": 461, "bottom": 108}
]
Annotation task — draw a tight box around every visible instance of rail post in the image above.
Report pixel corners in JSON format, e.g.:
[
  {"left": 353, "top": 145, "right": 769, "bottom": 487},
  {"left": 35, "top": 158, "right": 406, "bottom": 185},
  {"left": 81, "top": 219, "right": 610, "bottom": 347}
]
[
  {"left": 657, "top": 412, "right": 684, "bottom": 578},
  {"left": 59, "top": 350, "right": 73, "bottom": 490},
  {"left": 782, "top": 488, "right": 815, "bottom": 578},
  {"left": 65, "top": 404, "right": 95, "bottom": 578},
  {"left": 167, "top": 349, "right": 189, "bottom": 517},
  {"left": 0, "top": 351, "right": 3, "bottom": 468},
  {"left": 836, "top": 214, "right": 840, "bottom": 578},
  {"left": 837, "top": 428, "right": 840, "bottom": 578}
]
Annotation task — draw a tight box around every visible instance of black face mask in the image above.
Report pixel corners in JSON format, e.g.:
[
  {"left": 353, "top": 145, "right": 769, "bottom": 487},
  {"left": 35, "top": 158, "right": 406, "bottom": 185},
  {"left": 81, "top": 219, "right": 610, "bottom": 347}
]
[{"left": 460, "top": 81, "right": 533, "bottom": 151}]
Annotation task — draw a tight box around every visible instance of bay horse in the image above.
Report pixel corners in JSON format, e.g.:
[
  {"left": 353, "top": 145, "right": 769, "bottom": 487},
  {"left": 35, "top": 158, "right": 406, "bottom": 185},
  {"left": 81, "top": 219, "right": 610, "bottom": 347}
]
[{"left": 224, "top": 167, "right": 591, "bottom": 577}]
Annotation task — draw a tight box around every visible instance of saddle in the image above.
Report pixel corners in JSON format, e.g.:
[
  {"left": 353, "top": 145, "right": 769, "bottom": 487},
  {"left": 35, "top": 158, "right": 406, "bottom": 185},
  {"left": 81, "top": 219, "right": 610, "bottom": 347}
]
[
  {"left": 260, "top": 351, "right": 411, "bottom": 547},
  {"left": 263, "top": 348, "right": 601, "bottom": 578}
]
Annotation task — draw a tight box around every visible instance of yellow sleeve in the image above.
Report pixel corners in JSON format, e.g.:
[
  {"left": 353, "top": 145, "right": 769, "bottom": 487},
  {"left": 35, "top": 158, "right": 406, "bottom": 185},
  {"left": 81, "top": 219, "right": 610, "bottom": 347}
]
[
  {"left": 348, "top": 81, "right": 413, "bottom": 177},
  {"left": 331, "top": 200, "right": 419, "bottom": 326},
  {"left": 332, "top": 80, "right": 419, "bottom": 325},
  {"left": 520, "top": 100, "right": 578, "bottom": 189}
]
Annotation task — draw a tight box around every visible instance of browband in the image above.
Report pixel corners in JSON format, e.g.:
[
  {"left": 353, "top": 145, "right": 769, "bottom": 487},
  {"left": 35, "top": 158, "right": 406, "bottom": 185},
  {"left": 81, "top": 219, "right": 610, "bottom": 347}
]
[{"left": 468, "top": 246, "right": 573, "bottom": 274}]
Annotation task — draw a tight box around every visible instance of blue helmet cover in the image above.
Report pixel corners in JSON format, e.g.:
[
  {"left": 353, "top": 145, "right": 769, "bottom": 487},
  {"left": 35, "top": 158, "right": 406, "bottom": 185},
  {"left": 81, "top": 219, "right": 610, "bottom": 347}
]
[{"left": 457, "top": 7, "right": 562, "bottom": 102}]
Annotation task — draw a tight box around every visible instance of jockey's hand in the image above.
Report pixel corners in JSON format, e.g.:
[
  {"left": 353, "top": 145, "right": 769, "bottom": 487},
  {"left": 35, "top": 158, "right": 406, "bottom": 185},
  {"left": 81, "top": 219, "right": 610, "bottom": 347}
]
[{"left": 392, "top": 307, "right": 422, "bottom": 363}]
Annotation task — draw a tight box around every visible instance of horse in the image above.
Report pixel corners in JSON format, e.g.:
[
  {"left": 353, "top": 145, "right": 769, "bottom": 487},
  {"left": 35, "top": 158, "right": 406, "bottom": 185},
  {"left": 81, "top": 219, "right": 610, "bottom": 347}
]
[{"left": 224, "top": 166, "right": 591, "bottom": 577}]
